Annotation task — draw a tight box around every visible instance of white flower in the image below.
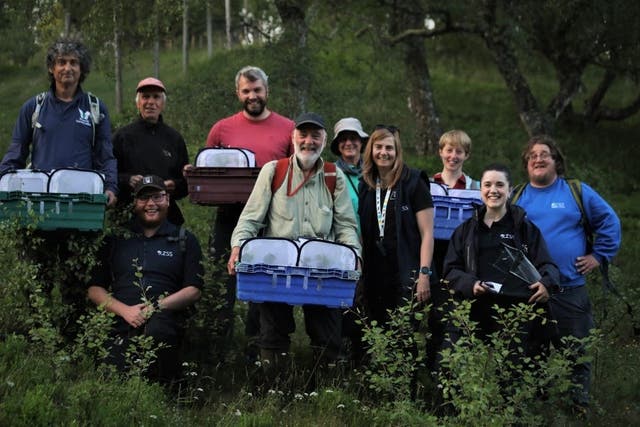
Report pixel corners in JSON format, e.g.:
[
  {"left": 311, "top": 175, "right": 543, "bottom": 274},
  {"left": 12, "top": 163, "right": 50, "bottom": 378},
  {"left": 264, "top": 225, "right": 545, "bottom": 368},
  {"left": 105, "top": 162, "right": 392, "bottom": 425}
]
[
  {"left": 325, "top": 389, "right": 334, "bottom": 393},
  {"left": 337, "top": 404, "right": 345, "bottom": 409},
  {"left": 268, "top": 389, "right": 276, "bottom": 394},
  {"left": 309, "top": 391, "right": 318, "bottom": 397},
  {"left": 182, "top": 362, "right": 189, "bottom": 367},
  {"left": 234, "top": 409, "right": 242, "bottom": 416},
  {"left": 149, "top": 415, "right": 157, "bottom": 419},
  {"left": 196, "top": 387, "right": 204, "bottom": 392},
  {"left": 294, "top": 393, "right": 303, "bottom": 400},
  {"left": 247, "top": 392, "right": 253, "bottom": 397},
  {"left": 6, "top": 380, "right": 15, "bottom": 387}
]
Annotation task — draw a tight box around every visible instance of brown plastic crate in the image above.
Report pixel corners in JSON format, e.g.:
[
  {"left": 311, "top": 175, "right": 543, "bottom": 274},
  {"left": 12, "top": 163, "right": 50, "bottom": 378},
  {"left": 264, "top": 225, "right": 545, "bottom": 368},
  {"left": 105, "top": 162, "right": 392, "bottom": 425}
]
[{"left": 185, "top": 167, "right": 261, "bottom": 205}]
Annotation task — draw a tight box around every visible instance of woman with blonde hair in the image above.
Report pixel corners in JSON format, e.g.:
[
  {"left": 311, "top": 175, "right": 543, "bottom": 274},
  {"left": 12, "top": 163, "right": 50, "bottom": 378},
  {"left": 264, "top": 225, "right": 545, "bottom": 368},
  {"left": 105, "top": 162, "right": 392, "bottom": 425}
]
[{"left": 358, "top": 126, "right": 435, "bottom": 325}]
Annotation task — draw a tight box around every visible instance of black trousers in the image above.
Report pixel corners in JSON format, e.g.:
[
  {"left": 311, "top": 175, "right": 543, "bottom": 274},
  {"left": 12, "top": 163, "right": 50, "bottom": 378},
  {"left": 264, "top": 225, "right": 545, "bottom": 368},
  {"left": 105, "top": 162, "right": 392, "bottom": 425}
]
[
  {"left": 549, "top": 286, "right": 595, "bottom": 405},
  {"left": 258, "top": 302, "right": 342, "bottom": 361},
  {"left": 107, "top": 311, "right": 184, "bottom": 384}
]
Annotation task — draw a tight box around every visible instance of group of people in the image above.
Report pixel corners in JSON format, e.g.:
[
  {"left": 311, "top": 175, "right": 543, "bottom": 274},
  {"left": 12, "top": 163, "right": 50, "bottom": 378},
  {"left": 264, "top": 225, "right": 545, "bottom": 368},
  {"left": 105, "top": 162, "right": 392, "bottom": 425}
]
[{"left": 0, "top": 37, "right": 622, "bottom": 410}]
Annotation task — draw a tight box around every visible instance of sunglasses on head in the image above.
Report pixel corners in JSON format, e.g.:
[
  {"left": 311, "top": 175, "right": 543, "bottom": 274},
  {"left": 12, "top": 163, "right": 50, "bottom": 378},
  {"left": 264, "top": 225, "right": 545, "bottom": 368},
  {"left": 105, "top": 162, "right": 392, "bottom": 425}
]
[{"left": 375, "top": 124, "right": 400, "bottom": 134}]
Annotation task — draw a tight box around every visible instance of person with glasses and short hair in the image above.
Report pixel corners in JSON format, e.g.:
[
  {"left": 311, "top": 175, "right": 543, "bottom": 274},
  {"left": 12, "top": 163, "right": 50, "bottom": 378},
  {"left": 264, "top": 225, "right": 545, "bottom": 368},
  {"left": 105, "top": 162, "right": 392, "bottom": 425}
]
[
  {"left": 512, "top": 135, "right": 621, "bottom": 410},
  {"left": 88, "top": 175, "right": 204, "bottom": 385}
]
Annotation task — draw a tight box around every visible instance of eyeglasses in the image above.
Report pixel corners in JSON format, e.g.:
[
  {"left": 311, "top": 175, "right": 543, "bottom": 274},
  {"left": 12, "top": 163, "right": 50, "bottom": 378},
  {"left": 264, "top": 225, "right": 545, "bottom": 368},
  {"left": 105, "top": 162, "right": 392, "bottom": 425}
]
[
  {"left": 136, "top": 192, "right": 167, "bottom": 203},
  {"left": 527, "top": 152, "right": 552, "bottom": 162},
  {"left": 375, "top": 124, "right": 400, "bottom": 134}
]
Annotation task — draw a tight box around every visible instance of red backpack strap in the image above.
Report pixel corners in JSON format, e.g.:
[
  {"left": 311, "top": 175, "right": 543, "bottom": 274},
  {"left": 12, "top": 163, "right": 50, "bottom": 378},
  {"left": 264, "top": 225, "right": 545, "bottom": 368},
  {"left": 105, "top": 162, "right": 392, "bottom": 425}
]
[
  {"left": 323, "top": 162, "right": 337, "bottom": 196},
  {"left": 272, "top": 158, "right": 336, "bottom": 196},
  {"left": 271, "top": 158, "right": 290, "bottom": 194}
]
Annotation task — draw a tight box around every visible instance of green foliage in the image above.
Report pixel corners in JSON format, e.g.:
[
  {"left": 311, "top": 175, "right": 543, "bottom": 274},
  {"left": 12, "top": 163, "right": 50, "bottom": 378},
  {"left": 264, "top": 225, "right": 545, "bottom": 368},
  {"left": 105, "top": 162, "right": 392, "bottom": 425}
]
[
  {"left": 358, "top": 301, "right": 424, "bottom": 401},
  {"left": 437, "top": 299, "right": 595, "bottom": 426}
]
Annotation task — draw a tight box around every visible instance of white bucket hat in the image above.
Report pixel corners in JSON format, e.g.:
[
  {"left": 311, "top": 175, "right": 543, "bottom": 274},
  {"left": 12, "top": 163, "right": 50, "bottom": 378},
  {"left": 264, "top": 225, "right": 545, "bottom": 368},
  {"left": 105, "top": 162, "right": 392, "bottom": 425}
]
[{"left": 331, "top": 117, "right": 369, "bottom": 155}]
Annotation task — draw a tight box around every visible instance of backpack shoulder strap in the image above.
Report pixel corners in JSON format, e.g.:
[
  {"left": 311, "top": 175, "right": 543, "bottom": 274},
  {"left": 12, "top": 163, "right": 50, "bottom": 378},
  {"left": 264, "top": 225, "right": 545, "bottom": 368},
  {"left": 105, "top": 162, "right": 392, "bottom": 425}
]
[
  {"left": 31, "top": 92, "right": 47, "bottom": 129},
  {"left": 271, "top": 158, "right": 337, "bottom": 196},
  {"left": 167, "top": 225, "right": 188, "bottom": 253},
  {"left": 87, "top": 92, "right": 101, "bottom": 125},
  {"left": 271, "top": 158, "right": 290, "bottom": 194},
  {"left": 87, "top": 92, "right": 101, "bottom": 150},
  {"left": 323, "top": 161, "right": 337, "bottom": 196},
  {"left": 509, "top": 183, "right": 527, "bottom": 204},
  {"left": 31, "top": 91, "right": 48, "bottom": 143},
  {"left": 565, "top": 178, "right": 590, "bottom": 230}
]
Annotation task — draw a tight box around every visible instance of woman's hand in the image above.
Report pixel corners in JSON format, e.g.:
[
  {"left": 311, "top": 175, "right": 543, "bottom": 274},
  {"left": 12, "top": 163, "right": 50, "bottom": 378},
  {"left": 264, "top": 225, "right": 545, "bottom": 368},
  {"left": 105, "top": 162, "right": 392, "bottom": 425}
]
[
  {"left": 528, "top": 281, "right": 549, "bottom": 304},
  {"left": 415, "top": 275, "right": 431, "bottom": 303},
  {"left": 473, "top": 280, "right": 488, "bottom": 297}
]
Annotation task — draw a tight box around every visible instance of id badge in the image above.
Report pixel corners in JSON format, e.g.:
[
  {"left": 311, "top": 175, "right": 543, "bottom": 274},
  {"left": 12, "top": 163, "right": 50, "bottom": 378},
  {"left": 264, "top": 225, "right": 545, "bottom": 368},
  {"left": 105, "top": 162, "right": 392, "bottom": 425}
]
[{"left": 376, "top": 238, "right": 387, "bottom": 256}]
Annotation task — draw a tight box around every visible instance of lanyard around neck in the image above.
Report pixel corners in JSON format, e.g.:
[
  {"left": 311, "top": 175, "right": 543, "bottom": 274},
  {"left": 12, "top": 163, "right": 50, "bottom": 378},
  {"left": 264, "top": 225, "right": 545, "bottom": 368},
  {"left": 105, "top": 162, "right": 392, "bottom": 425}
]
[
  {"left": 376, "top": 178, "right": 392, "bottom": 238},
  {"left": 286, "top": 160, "right": 314, "bottom": 197}
]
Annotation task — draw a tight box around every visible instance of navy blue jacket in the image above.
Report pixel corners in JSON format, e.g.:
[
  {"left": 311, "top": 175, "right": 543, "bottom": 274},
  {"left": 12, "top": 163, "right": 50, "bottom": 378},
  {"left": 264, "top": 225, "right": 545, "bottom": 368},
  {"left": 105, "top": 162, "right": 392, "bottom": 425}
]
[{"left": 0, "top": 85, "right": 118, "bottom": 193}]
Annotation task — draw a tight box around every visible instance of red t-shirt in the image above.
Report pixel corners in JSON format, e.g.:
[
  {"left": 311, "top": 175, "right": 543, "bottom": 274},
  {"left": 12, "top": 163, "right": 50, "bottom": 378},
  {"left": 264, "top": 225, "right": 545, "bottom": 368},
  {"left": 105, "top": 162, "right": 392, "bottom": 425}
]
[{"left": 205, "top": 111, "right": 294, "bottom": 166}]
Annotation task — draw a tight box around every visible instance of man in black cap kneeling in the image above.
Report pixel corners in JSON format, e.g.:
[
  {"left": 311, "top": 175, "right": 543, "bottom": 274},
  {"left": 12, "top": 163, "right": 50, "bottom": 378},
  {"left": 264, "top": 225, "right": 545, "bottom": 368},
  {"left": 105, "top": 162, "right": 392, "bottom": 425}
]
[{"left": 88, "top": 175, "right": 204, "bottom": 384}]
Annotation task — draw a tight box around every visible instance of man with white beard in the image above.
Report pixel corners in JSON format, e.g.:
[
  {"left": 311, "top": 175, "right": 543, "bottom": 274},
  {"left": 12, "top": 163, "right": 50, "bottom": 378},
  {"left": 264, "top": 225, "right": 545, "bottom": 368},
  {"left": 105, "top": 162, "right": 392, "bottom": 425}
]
[{"left": 227, "top": 112, "right": 361, "bottom": 372}]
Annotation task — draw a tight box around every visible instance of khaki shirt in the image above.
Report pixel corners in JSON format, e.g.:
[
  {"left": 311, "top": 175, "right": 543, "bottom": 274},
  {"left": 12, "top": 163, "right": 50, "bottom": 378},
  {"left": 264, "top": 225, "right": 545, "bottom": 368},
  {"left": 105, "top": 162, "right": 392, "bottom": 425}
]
[{"left": 231, "top": 157, "right": 361, "bottom": 257}]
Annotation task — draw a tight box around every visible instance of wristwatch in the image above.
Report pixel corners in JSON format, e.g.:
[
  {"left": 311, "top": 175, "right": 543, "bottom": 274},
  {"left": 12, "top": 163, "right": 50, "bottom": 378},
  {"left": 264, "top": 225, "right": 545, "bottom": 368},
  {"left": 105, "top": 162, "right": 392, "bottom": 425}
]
[{"left": 419, "top": 266, "right": 433, "bottom": 276}]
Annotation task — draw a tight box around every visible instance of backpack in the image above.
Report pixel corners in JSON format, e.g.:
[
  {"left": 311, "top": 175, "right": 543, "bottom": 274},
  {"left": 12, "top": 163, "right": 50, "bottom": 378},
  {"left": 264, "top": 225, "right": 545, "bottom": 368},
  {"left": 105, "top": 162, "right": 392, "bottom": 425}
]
[
  {"left": 31, "top": 91, "right": 102, "bottom": 147},
  {"left": 270, "top": 157, "right": 337, "bottom": 196}
]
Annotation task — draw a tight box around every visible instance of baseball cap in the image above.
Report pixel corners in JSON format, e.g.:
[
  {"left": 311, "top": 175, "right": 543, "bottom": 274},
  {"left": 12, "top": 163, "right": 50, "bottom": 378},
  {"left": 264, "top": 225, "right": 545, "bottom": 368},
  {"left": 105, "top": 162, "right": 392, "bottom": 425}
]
[
  {"left": 136, "top": 77, "right": 166, "bottom": 92},
  {"left": 133, "top": 175, "right": 166, "bottom": 197},
  {"left": 294, "top": 112, "right": 326, "bottom": 130},
  {"left": 331, "top": 117, "right": 369, "bottom": 155}
]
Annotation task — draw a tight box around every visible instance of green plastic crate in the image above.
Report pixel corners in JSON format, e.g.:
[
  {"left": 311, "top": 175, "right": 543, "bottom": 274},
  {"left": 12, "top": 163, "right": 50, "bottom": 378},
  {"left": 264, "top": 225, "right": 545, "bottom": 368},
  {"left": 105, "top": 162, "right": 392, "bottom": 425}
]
[{"left": 0, "top": 191, "right": 106, "bottom": 232}]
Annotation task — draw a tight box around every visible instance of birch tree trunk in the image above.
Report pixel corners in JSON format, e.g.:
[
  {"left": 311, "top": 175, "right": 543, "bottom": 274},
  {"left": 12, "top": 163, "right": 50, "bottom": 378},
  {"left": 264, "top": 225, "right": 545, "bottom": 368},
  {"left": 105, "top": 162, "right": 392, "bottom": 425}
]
[{"left": 182, "top": 0, "right": 189, "bottom": 74}]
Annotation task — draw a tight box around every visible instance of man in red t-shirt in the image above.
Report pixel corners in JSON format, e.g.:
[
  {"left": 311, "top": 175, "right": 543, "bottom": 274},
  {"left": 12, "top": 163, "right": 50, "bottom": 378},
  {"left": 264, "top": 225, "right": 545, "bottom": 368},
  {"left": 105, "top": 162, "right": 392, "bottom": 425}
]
[{"left": 206, "top": 66, "right": 294, "bottom": 362}]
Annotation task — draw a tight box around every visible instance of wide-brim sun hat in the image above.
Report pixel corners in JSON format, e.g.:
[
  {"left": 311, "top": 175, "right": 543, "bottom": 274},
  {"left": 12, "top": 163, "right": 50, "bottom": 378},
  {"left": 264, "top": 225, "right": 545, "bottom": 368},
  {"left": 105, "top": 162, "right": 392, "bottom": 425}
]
[{"left": 331, "top": 117, "right": 369, "bottom": 155}]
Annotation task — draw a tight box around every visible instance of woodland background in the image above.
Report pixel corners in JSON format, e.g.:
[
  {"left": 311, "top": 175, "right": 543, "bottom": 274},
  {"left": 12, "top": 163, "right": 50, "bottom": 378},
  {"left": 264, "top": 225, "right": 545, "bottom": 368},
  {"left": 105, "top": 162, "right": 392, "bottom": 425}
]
[{"left": 0, "top": 1, "right": 639, "bottom": 425}]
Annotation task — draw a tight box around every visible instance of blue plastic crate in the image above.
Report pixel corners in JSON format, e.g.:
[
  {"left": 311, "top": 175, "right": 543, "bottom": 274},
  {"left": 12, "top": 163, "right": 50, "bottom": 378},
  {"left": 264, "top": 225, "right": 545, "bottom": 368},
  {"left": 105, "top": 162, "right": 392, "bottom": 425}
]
[
  {"left": 433, "top": 195, "right": 480, "bottom": 240},
  {"left": 236, "top": 263, "right": 360, "bottom": 308}
]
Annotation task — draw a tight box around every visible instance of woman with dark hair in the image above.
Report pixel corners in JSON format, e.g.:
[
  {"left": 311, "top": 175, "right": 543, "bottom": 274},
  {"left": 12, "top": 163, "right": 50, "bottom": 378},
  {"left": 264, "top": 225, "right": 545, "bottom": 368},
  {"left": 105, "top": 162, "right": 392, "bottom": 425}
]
[
  {"left": 442, "top": 163, "right": 558, "bottom": 350},
  {"left": 358, "top": 126, "right": 434, "bottom": 325}
]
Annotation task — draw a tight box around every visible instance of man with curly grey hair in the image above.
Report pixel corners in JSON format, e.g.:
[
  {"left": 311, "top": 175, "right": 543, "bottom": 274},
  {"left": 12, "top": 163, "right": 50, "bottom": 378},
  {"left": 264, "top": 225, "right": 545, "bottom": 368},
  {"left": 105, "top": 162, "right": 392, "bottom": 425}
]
[{"left": 1, "top": 36, "right": 118, "bottom": 205}]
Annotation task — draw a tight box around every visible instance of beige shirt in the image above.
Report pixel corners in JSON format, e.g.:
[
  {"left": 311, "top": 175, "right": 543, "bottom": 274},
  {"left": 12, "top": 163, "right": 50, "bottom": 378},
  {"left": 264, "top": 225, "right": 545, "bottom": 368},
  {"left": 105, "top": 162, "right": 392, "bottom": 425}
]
[{"left": 231, "top": 157, "right": 361, "bottom": 257}]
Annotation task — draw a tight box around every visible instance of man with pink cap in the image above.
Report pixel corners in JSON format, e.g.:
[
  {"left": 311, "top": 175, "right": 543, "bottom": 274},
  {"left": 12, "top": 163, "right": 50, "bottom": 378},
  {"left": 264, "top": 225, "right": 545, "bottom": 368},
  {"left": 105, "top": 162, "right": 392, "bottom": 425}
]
[{"left": 112, "top": 77, "right": 190, "bottom": 225}]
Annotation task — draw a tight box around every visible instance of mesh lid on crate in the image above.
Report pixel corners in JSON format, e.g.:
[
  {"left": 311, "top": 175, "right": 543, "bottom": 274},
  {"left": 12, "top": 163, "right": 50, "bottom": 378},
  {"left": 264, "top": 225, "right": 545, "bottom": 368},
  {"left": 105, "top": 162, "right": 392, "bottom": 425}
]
[
  {"left": 239, "top": 237, "right": 299, "bottom": 266},
  {"left": 195, "top": 148, "right": 256, "bottom": 167},
  {"left": 48, "top": 168, "right": 105, "bottom": 194},
  {"left": 298, "top": 239, "right": 358, "bottom": 271},
  {"left": 429, "top": 181, "right": 448, "bottom": 196},
  {"left": 447, "top": 188, "right": 482, "bottom": 201},
  {"left": 0, "top": 169, "right": 49, "bottom": 192}
]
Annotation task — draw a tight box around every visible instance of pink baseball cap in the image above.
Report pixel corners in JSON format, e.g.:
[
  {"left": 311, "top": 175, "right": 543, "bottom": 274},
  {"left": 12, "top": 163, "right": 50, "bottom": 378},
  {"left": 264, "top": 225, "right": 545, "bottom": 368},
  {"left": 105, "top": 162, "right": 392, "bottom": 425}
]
[{"left": 136, "top": 77, "right": 166, "bottom": 92}]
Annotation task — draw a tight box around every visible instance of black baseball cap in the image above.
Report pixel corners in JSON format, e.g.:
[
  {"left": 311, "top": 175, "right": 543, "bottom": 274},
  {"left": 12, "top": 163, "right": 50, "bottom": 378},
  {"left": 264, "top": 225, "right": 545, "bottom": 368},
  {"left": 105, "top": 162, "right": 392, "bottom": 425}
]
[
  {"left": 133, "top": 175, "right": 166, "bottom": 197},
  {"left": 294, "top": 112, "right": 326, "bottom": 130}
]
